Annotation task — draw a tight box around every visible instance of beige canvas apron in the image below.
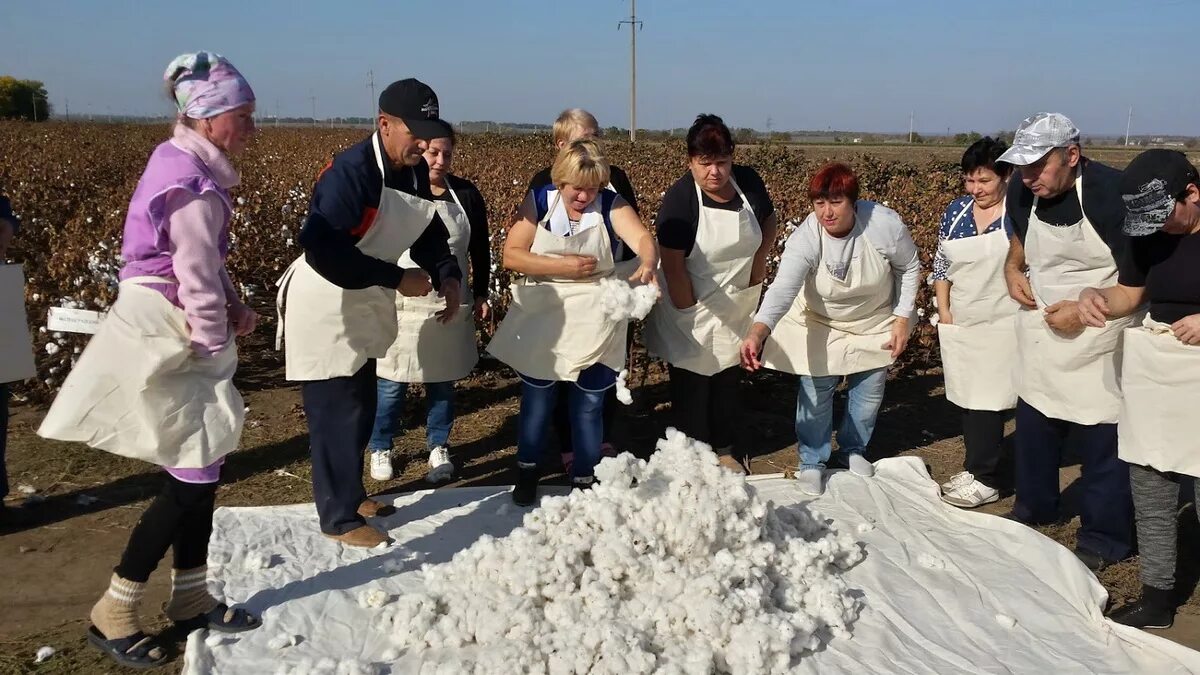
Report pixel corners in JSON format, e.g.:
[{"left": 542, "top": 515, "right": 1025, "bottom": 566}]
[
  {"left": 761, "top": 214, "right": 896, "bottom": 377},
  {"left": 936, "top": 201, "right": 1019, "bottom": 411},
  {"left": 1118, "top": 316, "right": 1200, "bottom": 475},
  {"left": 37, "top": 277, "right": 243, "bottom": 469},
  {"left": 376, "top": 181, "right": 477, "bottom": 383},
  {"left": 1016, "top": 177, "right": 1136, "bottom": 425},
  {"left": 276, "top": 134, "right": 439, "bottom": 381},
  {"left": 0, "top": 264, "right": 36, "bottom": 383},
  {"left": 487, "top": 192, "right": 626, "bottom": 382},
  {"left": 643, "top": 179, "right": 763, "bottom": 376}
]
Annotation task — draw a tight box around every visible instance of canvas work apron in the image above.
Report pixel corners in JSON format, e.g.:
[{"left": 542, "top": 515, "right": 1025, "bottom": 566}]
[
  {"left": 1118, "top": 316, "right": 1200, "bottom": 476},
  {"left": 1016, "top": 177, "right": 1136, "bottom": 425},
  {"left": 936, "top": 201, "right": 1020, "bottom": 411},
  {"left": 487, "top": 192, "right": 626, "bottom": 382},
  {"left": 643, "top": 179, "right": 763, "bottom": 376},
  {"left": 0, "top": 264, "right": 36, "bottom": 383},
  {"left": 761, "top": 218, "right": 896, "bottom": 377},
  {"left": 376, "top": 181, "right": 477, "bottom": 383},
  {"left": 37, "top": 277, "right": 243, "bottom": 469},
  {"left": 276, "top": 134, "right": 439, "bottom": 381}
]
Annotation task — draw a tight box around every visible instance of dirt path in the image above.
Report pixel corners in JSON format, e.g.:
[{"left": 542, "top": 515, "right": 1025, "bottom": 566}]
[{"left": 2, "top": 355, "right": 1198, "bottom": 672}]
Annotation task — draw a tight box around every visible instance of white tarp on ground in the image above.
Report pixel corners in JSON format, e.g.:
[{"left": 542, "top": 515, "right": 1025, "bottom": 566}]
[{"left": 182, "top": 457, "right": 1200, "bottom": 674}]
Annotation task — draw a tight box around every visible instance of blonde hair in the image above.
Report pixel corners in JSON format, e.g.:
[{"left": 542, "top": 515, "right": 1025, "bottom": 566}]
[
  {"left": 552, "top": 108, "right": 600, "bottom": 147},
  {"left": 551, "top": 139, "right": 610, "bottom": 189}
]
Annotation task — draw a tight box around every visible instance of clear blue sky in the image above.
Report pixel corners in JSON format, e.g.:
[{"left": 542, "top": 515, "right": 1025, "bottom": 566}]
[{"left": 2, "top": 0, "right": 1195, "bottom": 135}]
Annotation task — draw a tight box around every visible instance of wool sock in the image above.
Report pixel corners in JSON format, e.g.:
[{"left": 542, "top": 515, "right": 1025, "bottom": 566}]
[
  {"left": 89, "top": 574, "right": 146, "bottom": 639},
  {"left": 164, "top": 566, "right": 220, "bottom": 622}
]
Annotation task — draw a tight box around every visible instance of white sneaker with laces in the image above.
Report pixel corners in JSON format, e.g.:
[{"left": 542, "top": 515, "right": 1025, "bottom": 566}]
[
  {"left": 941, "top": 470, "right": 975, "bottom": 493},
  {"left": 848, "top": 454, "right": 876, "bottom": 478},
  {"left": 369, "top": 451, "right": 394, "bottom": 482},
  {"left": 941, "top": 478, "right": 999, "bottom": 508},
  {"left": 797, "top": 468, "right": 824, "bottom": 496},
  {"left": 426, "top": 446, "right": 454, "bottom": 483}
]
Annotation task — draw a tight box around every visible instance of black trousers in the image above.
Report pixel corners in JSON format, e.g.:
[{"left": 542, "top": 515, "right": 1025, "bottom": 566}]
[
  {"left": 115, "top": 475, "right": 218, "bottom": 583},
  {"left": 667, "top": 364, "right": 743, "bottom": 455},
  {"left": 302, "top": 360, "right": 377, "bottom": 535},
  {"left": 961, "top": 408, "right": 1006, "bottom": 488}
]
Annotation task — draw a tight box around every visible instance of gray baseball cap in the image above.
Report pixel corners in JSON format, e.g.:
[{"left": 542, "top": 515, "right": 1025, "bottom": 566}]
[{"left": 997, "top": 113, "right": 1081, "bottom": 166}]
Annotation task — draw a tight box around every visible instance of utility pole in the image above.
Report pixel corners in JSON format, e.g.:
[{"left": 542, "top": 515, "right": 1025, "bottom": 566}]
[
  {"left": 368, "top": 69, "right": 376, "bottom": 128},
  {"left": 275, "top": 98, "right": 280, "bottom": 127},
  {"left": 310, "top": 91, "right": 317, "bottom": 125},
  {"left": 618, "top": 0, "right": 642, "bottom": 142},
  {"left": 1124, "top": 106, "right": 1133, "bottom": 146},
  {"left": 64, "top": 97, "right": 69, "bottom": 122},
  {"left": 908, "top": 111, "right": 914, "bottom": 143}
]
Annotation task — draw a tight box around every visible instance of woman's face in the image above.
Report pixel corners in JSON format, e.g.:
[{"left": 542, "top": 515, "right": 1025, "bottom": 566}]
[
  {"left": 689, "top": 154, "right": 733, "bottom": 194},
  {"left": 964, "top": 166, "right": 1007, "bottom": 208},
  {"left": 813, "top": 196, "right": 856, "bottom": 236},
  {"left": 424, "top": 137, "right": 454, "bottom": 183},
  {"left": 202, "top": 102, "right": 256, "bottom": 155},
  {"left": 560, "top": 183, "right": 599, "bottom": 213}
]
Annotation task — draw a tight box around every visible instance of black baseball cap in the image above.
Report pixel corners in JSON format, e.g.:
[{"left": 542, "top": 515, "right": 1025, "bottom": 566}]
[
  {"left": 378, "top": 78, "right": 452, "bottom": 140},
  {"left": 1120, "top": 149, "right": 1199, "bottom": 236}
]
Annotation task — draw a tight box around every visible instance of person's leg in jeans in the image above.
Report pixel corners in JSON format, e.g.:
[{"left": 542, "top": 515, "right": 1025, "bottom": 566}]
[
  {"left": 836, "top": 367, "right": 888, "bottom": 457},
  {"left": 1071, "top": 422, "right": 1133, "bottom": 561},
  {"left": 303, "top": 361, "right": 376, "bottom": 535},
  {"left": 566, "top": 384, "right": 606, "bottom": 482},
  {"left": 708, "top": 366, "right": 743, "bottom": 456},
  {"left": 1012, "top": 399, "right": 1066, "bottom": 524},
  {"left": 516, "top": 380, "right": 559, "bottom": 468},
  {"left": 424, "top": 381, "right": 455, "bottom": 449},
  {"left": 367, "top": 378, "right": 408, "bottom": 453},
  {"left": 962, "top": 408, "right": 1007, "bottom": 489},
  {"left": 667, "top": 364, "right": 713, "bottom": 445},
  {"left": 796, "top": 374, "right": 838, "bottom": 469},
  {"left": 552, "top": 386, "right": 573, "bottom": 468}
]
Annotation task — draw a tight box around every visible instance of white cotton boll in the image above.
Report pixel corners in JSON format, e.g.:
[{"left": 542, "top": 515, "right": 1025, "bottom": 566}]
[
  {"left": 614, "top": 369, "right": 633, "bottom": 405},
  {"left": 856, "top": 522, "right": 875, "bottom": 534},
  {"left": 917, "top": 553, "right": 946, "bottom": 570},
  {"left": 268, "top": 634, "right": 299, "bottom": 650},
  {"left": 380, "top": 647, "right": 400, "bottom": 661},
  {"left": 237, "top": 197, "right": 246, "bottom": 205},
  {"left": 599, "top": 278, "right": 660, "bottom": 321},
  {"left": 34, "top": 646, "right": 55, "bottom": 663},
  {"left": 17, "top": 485, "right": 36, "bottom": 495},
  {"left": 242, "top": 551, "right": 272, "bottom": 571},
  {"left": 381, "top": 558, "right": 406, "bottom": 574},
  {"left": 44, "top": 342, "right": 60, "bottom": 355},
  {"left": 995, "top": 613, "right": 1017, "bottom": 629},
  {"left": 929, "top": 314, "right": 939, "bottom": 326},
  {"left": 358, "top": 588, "right": 391, "bottom": 609}
]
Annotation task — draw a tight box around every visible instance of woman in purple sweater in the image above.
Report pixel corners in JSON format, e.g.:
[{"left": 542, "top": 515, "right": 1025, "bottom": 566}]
[{"left": 38, "top": 52, "right": 260, "bottom": 668}]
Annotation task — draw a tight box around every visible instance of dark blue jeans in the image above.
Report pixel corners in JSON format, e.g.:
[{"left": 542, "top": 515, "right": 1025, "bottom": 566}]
[
  {"left": 368, "top": 379, "right": 455, "bottom": 452},
  {"left": 517, "top": 379, "right": 605, "bottom": 479},
  {"left": 1013, "top": 399, "right": 1133, "bottom": 561}
]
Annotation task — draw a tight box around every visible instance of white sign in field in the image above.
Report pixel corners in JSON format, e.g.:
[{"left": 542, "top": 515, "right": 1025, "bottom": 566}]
[
  {"left": 46, "top": 307, "right": 105, "bottom": 334},
  {"left": 0, "top": 264, "right": 37, "bottom": 382}
]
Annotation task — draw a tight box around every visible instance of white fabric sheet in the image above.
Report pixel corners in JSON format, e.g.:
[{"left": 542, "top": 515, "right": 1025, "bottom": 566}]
[{"left": 182, "top": 457, "right": 1200, "bottom": 674}]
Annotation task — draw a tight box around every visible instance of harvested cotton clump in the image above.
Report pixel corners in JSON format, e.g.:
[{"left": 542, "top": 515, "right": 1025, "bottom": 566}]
[
  {"left": 34, "top": 646, "right": 55, "bottom": 663},
  {"left": 384, "top": 428, "right": 864, "bottom": 674},
  {"left": 995, "top": 614, "right": 1017, "bottom": 629},
  {"left": 242, "top": 551, "right": 272, "bottom": 571},
  {"left": 614, "top": 368, "right": 633, "bottom": 405},
  {"left": 917, "top": 553, "right": 947, "bottom": 570},
  {"left": 358, "top": 588, "right": 390, "bottom": 609},
  {"left": 268, "top": 634, "right": 300, "bottom": 650},
  {"left": 599, "top": 277, "right": 659, "bottom": 321}
]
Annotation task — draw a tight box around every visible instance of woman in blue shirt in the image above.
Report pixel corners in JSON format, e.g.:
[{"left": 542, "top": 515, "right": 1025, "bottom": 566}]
[{"left": 933, "top": 138, "right": 1019, "bottom": 508}]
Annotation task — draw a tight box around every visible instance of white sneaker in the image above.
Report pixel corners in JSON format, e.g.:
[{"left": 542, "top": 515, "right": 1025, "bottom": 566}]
[
  {"left": 369, "top": 451, "right": 394, "bottom": 482},
  {"left": 797, "top": 468, "right": 824, "bottom": 496},
  {"left": 941, "top": 478, "right": 999, "bottom": 508},
  {"left": 426, "top": 446, "right": 454, "bottom": 483},
  {"left": 940, "top": 470, "right": 975, "bottom": 493},
  {"left": 848, "top": 454, "right": 876, "bottom": 478}
]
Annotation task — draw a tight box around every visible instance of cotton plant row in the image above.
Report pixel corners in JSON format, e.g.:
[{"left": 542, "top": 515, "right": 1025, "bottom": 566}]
[{"left": 373, "top": 429, "right": 864, "bottom": 674}]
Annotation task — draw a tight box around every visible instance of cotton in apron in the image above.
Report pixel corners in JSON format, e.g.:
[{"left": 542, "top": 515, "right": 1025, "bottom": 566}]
[
  {"left": 376, "top": 180, "right": 478, "bottom": 383},
  {"left": 643, "top": 179, "right": 763, "bottom": 376},
  {"left": 276, "top": 134, "right": 440, "bottom": 381},
  {"left": 37, "top": 277, "right": 243, "bottom": 469},
  {"left": 1016, "top": 177, "right": 1138, "bottom": 425},
  {"left": 761, "top": 215, "right": 896, "bottom": 377},
  {"left": 1118, "top": 316, "right": 1200, "bottom": 476},
  {"left": 487, "top": 191, "right": 626, "bottom": 382},
  {"left": 936, "top": 200, "right": 1020, "bottom": 411}
]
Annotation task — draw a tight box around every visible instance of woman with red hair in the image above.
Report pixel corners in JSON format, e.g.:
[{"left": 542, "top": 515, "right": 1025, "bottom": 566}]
[
  {"left": 741, "top": 162, "right": 919, "bottom": 496},
  {"left": 644, "top": 114, "right": 777, "bottom": 472}
]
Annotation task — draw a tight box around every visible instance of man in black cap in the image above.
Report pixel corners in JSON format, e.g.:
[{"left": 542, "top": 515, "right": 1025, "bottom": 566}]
[
  {"left": 278, "top": 79, "right": 462, "bottom": 547},
  {"left": 1076, "top": 149, "right": 1200, "bottom": 628}
]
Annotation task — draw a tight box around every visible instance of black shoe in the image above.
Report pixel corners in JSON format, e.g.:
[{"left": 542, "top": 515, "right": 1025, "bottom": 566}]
[
  {"left": 1001, "top": 509, "right": 1056, "bottom": 527},
  {"left": 1108, "top": 586, "right": 1175, "bottom": 629},
  {"left": 0, "top": 503, "right": 32, "bottom": 532},
  {"left": 1073, "top": 546, "right": 1119, "bottom": 572},
  {"left": 571, "top": 476, "right": 595, "bottom": 492},
  {"left": 512, "top": 466, "right": 540, "bottom": 506}
]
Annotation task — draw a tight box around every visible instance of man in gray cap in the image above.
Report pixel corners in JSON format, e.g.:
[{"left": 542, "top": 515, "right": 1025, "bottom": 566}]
[
  {"left": 278, "top": 78, "right": 462, "bottom": 547},
  {"left": 1000, "top": 112, "right": 1135, "bottom": 571}
]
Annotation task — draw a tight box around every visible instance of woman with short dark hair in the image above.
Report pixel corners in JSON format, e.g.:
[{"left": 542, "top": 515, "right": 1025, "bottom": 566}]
[
  {"left": 741, "top": 162, "right": 920, "bottom": 497},
  {"left": 932, "top": 137, "right": 1019, "bottom": 509},
  {"left": 643, "top": 114, "right": 777, "bottom": 473}
]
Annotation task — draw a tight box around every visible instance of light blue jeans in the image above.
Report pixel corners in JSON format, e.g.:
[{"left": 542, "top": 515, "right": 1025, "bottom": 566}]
[
  {"left": 796, "top": 367, "right": 888, "bottom": 470},
  {"left": 368, "top": 379, "right": 455, "bottom": 452}
]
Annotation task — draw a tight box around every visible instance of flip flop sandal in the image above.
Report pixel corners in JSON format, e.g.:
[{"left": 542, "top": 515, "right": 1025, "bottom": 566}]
[
  {"left": 87, "top": 626, "right": 168, "bottom": 670},
  {"left": 175, "top": 603, "right": 261, "bottom": 634}
]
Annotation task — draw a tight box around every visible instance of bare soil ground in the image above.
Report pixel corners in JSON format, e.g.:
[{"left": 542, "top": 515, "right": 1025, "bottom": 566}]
[{"left": 3, "top": 327, "right": 1199, "bottom": 672}]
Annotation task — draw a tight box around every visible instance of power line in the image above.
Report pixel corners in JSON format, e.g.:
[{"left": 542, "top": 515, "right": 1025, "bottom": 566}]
[
  {"left": 368, "top": 69, "right": 376, "bottom": 129},
  {"left": 618, "top": 0, "right": 643, "bottom": 142}
]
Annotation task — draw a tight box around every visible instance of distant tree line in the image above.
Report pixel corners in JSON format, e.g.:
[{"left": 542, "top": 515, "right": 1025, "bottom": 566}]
[{"left": 0, "top": 77, "right": 52, "bottom": 121}]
